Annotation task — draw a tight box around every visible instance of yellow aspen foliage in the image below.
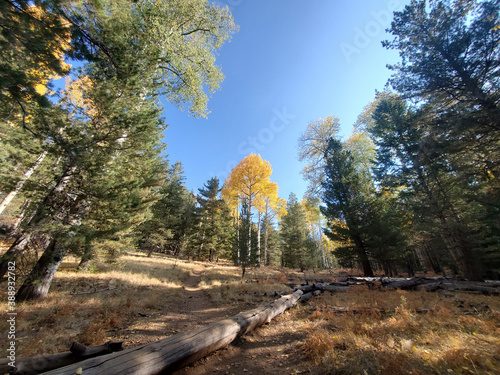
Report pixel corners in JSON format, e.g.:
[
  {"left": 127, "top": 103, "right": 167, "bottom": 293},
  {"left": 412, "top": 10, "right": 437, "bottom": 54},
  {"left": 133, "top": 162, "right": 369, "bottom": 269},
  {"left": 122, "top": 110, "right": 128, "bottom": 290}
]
[
  {"left": 222, "top": 154, "right": 276, "bottom": 214},
  {"left": 23, "top": 5, "right": 72, "bottom": 96}
]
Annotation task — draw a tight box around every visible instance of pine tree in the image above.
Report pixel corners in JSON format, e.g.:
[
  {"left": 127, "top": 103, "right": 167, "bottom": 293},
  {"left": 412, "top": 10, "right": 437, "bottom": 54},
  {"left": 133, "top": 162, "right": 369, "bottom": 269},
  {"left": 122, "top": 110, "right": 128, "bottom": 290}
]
[
  {"left": 280, "top": 193, "right": 315, "bottom": 271},
  {"left": 321, "top": 139, "right": 374, "bottom": 277},
  {"left": 191, "top": 177, "right": 234, "bottom": 261},
  {"left": 370, "top": 96, "right": 483, "bottom": 280}
]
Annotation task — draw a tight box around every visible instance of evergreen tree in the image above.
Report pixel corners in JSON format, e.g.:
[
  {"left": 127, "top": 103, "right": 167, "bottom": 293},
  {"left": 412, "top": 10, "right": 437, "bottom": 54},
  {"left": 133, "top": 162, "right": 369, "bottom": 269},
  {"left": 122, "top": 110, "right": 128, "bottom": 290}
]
[
  {"left": 381, "top": 0, "right": 500, "bottom": 278},
  {"left": 137, "top": 162, "right": 196, "bottom": 257},
  {"left": 280, "top": 193, "right": 314, "bottom": 271},
  {"left": 321, "top": 139, "right": 374, "bottom": 277},
  {"left": 370, "top": 96, "right": 484, "bottom": 280},
  {"left": 191, "top": 177, "right": 234, "bottom": 261}
]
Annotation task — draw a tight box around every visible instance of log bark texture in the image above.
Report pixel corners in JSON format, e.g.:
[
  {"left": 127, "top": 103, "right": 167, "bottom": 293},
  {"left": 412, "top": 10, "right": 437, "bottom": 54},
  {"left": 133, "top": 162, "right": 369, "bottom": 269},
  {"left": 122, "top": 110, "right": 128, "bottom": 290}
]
[
  {"left": 0, "top": 341, "right": 123, "bottom": 375},
  {"left": 43, "top": 290, "right": 303, "bottom": 375}
]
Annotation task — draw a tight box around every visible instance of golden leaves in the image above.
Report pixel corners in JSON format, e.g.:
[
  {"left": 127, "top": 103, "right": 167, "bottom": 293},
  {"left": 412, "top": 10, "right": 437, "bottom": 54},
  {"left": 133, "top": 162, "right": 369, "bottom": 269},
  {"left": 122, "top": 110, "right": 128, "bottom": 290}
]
[{"left": 222, "top": 154, "right": 281, "bottom": 216}]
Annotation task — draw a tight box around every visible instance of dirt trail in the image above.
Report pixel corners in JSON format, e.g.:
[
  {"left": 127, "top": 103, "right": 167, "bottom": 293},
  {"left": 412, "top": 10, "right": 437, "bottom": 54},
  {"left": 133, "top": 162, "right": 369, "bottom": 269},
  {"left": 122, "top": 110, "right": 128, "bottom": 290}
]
[
  {"left": 175, "top": 266, "right": 222, "bottom": 329},
  {"left": 171, "top": 267, "right": 313, "bottom": 375},
  {"left": 121, "top": 265, "right": 313, "bottom": 374}
]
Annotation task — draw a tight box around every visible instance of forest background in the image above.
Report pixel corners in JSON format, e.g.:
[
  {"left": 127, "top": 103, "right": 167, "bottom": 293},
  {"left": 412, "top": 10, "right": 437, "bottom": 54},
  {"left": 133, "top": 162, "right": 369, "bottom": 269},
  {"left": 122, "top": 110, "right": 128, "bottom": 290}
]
[{"left": 0, "top": 0, "right": 499, "bottom": 305}]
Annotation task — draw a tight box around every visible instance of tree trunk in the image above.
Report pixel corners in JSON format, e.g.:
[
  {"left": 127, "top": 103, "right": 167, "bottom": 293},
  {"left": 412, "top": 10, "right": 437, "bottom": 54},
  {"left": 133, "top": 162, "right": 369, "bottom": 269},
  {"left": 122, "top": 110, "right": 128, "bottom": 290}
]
[
  {"left": 43, "top": 290, "right": 304, "bottom": 375},
  {"left": 247, "top": 198, "right": 252, "bottom": 264},
  {"left": 413, "top": 160, "right": 481, "bottom": 280},
  {"left": 0, "top": 341, "right": 123, "bottom": 375},
  {"left": 16, "top": 239, "right": 67, "bottom": 301},
  {"left": 78, "top": 248, "right": 95, "bottom": 271},
  {"left": 8, "top": 199, "right": 31, "bottom": 237},
  {"left": 0, "top": 233, "right": 31, "bottom": 279},
  {"left": 351, "top": 234, "right": 374, "bottom": 277},
  {"left": 256, "top": 211, "right": 261, "bottom": 267},
  {"left": 235, "top": 206, "right": 240, "bottom": 266},
  {"left": 0, "top": 165, "right": 77, "bottom": 281},
  {"left": 264, "top": 220, "right": 269, "bottom": 266},
  {"left": 0, "top": 151, "right": 47, "bottom": 216}
]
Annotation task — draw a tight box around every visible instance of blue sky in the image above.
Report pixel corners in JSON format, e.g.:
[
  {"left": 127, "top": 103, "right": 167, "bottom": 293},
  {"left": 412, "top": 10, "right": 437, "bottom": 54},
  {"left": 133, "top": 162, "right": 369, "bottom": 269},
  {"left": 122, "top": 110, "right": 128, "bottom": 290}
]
[{"left": 162, "top": 0, "right": 410, "bottom": 200}]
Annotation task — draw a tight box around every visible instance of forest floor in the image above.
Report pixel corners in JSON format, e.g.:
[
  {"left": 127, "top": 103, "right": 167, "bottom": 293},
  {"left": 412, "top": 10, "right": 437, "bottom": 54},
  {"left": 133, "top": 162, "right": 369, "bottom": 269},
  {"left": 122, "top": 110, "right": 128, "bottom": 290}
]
[{"left": 1, "top": 247, "right": 499, "bottom": 375}]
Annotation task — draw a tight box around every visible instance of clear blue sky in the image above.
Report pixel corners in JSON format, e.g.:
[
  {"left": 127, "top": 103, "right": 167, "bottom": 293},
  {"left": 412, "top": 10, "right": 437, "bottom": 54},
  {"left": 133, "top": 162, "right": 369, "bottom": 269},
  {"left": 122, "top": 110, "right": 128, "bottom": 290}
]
[{"left": 162, "top": 0, "right": 410, "bottom": 200}]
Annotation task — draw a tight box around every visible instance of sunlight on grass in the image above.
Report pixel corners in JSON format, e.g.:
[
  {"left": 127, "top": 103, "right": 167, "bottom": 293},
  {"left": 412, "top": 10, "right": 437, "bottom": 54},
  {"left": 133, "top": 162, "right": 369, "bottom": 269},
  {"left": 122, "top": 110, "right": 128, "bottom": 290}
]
[
  {"left": 301, "top": 287, "right": 500, "bottom": 375},
  {"left": 1, "top": 254, "right": 498, "bottom": 375},
  {"left": 0, "top": 253, "right": 197, "bottom": 356}
]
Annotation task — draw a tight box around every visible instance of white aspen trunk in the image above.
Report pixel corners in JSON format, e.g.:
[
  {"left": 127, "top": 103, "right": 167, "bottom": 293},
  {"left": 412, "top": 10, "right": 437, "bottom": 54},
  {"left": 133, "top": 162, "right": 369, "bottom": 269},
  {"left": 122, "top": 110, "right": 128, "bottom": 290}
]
[
  {"left": 264, "top": 204, "right": 269, "bottom": 266},
  {"left": 320, "top": 233, "right": 326, "bottom": 269},
  {"left": 256, "top": 210, "right": 261, "bottom": 267},
  {"left": 247, "top": 196, "right": 252, "bottom": 263},
  {"left": 235, "top": 203, "right": 240, "bottom": 265},
  {"left": 0, "top": 151, "right": 47, "bottom": 216},
  {"left": 8, "top": 199, "right": 31, "bottom": 236}
]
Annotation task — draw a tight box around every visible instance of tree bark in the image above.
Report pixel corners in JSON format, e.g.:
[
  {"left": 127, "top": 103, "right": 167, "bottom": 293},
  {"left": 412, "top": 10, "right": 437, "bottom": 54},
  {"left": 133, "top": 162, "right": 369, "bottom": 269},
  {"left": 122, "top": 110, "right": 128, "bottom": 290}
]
[
  {"left": 0, "top": 341, "right": 123, "bottom": 375},
  {"left": 256, "top": 210, "right": 261, "bottom": 267},
  {"left": 351, "top": 234, "right": 374, "bottom": 277},
  {"left": 16, "top": 239, "right": 67, "bottom": 301},
  {"left": 0, "top": 151, "right": 47, "bottom": 216},
  {"left": 43, "top": 290, "right": 304, "bottom": 375},
  {"left": 77, "top": 248, "right": 95, "bottom": 271},
  {"left": 0, "top": 233, "right": 31, "bottom": 279}
]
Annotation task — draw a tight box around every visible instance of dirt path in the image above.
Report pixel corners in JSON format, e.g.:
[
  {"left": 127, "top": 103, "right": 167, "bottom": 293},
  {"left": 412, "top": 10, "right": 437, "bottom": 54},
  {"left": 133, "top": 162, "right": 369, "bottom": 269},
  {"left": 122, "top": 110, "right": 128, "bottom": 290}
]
[
  {"left": 171, "top": 267, "right": 314, "bottom": 375},
  {"left": 172, "top": 312, "right": 313, "bottom": 375},
  {"left": 124, "top": 265, "right": 314, "bottom": 374}
]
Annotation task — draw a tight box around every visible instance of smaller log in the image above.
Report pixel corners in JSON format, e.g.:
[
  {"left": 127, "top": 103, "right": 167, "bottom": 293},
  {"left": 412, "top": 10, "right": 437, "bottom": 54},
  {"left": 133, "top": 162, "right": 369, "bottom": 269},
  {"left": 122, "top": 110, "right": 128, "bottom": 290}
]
[
  {"left": 383, "top": 277, "right": 426, "bottom": 289},
  {"left": 303, "top": 278, "right": 332, "bottom": 284},
  {"left": 416, "top": 282, "right": 443, "bottom": 292},
  {"left": 0, "top": 341, "right": 123, "bottom": 375},
  {"left": 300, "top": 290, "right": 322, "bottom": 302},
  {"left": 313, "top": 283, "right": 349, "bottom": 292},
  {"left": 294, "top": 284, "right": 315, "bottom": 293},
  {"left": 319, "top": 306, "right": 433, "bottom": 314}
]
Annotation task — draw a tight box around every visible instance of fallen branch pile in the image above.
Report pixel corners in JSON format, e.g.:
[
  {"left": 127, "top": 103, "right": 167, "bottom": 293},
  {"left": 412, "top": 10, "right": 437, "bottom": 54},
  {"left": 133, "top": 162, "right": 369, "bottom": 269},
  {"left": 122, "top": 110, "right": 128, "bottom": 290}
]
[{"left": 278, "top": 276, "right": 500, "bottom": 296}]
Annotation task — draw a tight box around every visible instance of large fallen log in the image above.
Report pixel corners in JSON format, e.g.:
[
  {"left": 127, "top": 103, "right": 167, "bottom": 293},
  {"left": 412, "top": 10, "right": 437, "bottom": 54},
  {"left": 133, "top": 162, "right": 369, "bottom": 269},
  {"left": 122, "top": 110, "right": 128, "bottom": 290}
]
[
  {"left": 43, "top": 290, "right": 303, "bottom": 375},
  {"left": 413, "top": 280, "right": 500, "bottom": 295},
  {"left": 0, "top": 341, "right": 123, "bottom": 375}
]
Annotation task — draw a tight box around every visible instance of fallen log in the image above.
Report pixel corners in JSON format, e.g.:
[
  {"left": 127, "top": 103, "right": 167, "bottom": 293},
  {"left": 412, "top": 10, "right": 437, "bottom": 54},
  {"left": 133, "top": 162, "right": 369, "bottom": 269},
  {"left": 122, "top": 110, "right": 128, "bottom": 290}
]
[
  {"left": 319, "top": 306, "right": 432, "bottom": 314},
  {"left": 0, "top": 341, "right": 123, "bottom": 375},
  {"left": 383, "top": 277, "right": 427, "bottom": 289},
  {"left": 293, "top": 284, "right": 315, "bottom": 293},
  {"left": 303, "top": 278, "right": 332, "bottom": 284},
  {"left": 415, "top": 280, "right": 499, "bottom": 295},
  {"left": 437, "top": 281, "right": 499, "bottom": 295},
  {"left": 300, "top": 290, "right": 323, "bottom": 302},
  {"left": 43, "top": 290, "right": 304, "bottom": 375},
  {"left": 383, "top": 277, "right": 449, "bottom": 290},
  {"left": 313, "top": 283, "right": 349, "bottom": 292}
]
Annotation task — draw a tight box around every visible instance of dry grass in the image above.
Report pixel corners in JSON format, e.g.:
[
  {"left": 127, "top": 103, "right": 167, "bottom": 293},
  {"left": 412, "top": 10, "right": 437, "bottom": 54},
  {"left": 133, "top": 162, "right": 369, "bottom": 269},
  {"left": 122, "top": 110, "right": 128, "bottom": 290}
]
[
  {"left": 198, "top": 264, "right": 291, "bottom": 304},
  {"left": 0, "top": 253, "right": 196, "bottom": 356},
  {"left": 1, "top": 253, "right": 499, "bottom": 375},
  {"left": 300, "top": 286, "right": 500, "bottom": 375}
]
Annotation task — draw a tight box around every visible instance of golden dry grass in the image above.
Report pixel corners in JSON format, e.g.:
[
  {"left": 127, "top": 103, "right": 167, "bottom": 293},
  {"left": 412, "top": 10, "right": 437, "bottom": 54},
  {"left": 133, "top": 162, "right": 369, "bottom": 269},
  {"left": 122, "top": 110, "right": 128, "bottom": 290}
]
[
  {"left": 300, "top": 286, "right": 500, "bottom": 375},
  {"left": 0, "top": 252, "right": 498, "bottom": 375},
  {"left": 0, "top": 253, "right": 196, "bottom": 356}
]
